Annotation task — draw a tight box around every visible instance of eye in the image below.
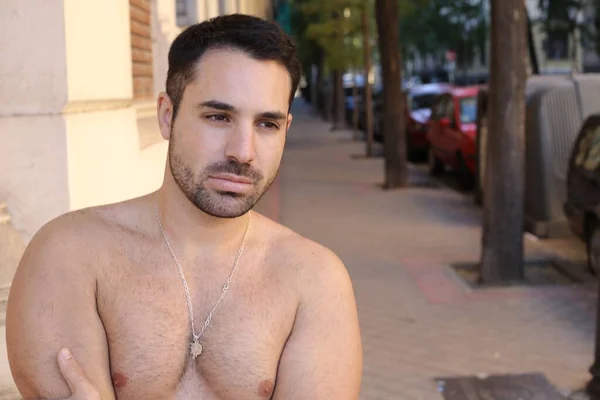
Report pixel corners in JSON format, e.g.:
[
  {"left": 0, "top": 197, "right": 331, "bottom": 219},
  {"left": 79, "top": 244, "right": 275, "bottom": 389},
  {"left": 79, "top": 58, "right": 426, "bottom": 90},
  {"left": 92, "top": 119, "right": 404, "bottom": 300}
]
[
  {"left": 206, "top": 114, "right": 229, "bottom": 122},
  {"left": 258, "top": 121, "right": 280, "bottom": 130}
]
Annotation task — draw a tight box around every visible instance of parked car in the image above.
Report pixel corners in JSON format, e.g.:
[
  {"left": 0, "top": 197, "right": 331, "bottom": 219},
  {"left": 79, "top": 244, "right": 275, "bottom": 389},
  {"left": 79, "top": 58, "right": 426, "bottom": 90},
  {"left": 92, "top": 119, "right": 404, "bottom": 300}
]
[
  {"left": 403, "top": 83, "right": 454, "bottom": 161},
  {"left": 426, "top": 85, "right": 482, "bottom": 189},
  {"left": 476, "top": 74, "right": 600, "bottom": 238},
  {"left": 565, "top": 114, "right": 600, "bottom": 273}
]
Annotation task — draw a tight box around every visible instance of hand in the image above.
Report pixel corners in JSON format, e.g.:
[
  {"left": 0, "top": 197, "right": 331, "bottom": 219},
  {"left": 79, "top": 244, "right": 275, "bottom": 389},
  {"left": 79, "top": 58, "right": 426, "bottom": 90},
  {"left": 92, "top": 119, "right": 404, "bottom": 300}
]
[{"left": 56, "top": 348, "right": 101, "bottom": 400}]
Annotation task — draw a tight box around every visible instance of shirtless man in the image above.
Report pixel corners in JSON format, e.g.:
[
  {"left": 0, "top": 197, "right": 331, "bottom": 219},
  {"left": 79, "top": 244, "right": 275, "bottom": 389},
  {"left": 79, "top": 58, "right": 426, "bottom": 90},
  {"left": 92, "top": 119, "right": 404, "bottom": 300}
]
[{"left": 5, "top": 14, "right": 362, "bottom": 400}]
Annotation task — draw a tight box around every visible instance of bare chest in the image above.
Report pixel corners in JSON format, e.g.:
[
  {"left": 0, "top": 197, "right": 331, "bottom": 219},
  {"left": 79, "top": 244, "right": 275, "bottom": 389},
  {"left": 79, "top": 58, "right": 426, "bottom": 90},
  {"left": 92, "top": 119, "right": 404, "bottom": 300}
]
[{"left": 96, "top": 258, "right": 297, "bottom": 400}]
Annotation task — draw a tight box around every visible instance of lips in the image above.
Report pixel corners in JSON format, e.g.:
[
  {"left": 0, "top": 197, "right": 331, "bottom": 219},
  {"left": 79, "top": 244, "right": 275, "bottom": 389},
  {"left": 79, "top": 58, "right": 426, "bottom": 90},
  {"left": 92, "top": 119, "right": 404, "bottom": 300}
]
[{"left": 207, "top": 173, "right": 255, "bottom": 193}]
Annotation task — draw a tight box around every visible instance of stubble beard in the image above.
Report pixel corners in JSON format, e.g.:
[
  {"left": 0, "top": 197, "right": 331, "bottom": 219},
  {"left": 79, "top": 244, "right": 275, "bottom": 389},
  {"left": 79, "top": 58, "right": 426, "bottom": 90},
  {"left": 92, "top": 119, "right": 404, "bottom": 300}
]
[{"left": 168, "top": 136, "right": 278, "bottom": 219}]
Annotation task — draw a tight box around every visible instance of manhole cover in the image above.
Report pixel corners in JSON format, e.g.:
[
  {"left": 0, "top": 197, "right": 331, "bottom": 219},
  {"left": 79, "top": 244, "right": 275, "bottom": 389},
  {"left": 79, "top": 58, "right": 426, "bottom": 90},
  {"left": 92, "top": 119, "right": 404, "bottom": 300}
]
[
  {"left": 435, "top": 373, "right": 564, "bottom": 400},
  {"left": 450, "top": 259, "right": 586, "bottom": 289}
]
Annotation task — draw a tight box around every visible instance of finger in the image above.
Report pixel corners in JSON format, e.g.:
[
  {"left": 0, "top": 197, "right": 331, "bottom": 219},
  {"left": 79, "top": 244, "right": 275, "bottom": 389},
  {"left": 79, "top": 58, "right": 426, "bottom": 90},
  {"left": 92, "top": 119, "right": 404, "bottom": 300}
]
[{"left": 57, "top": 348, "right": 94, "bottom": 396}]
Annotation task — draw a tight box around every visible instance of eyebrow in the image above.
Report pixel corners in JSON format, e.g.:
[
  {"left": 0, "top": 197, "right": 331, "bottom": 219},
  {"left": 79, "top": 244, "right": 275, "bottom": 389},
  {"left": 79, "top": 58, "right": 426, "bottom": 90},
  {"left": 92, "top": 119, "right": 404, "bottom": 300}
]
[
  {"left": 198, "top": 100, "right": 235, "bottom": 112},
  {"left": 259, "top": 111, "right": 287, "bottom": 121},
  {"left": 198, "top": 100, "right": 287, "bottom": 121}
]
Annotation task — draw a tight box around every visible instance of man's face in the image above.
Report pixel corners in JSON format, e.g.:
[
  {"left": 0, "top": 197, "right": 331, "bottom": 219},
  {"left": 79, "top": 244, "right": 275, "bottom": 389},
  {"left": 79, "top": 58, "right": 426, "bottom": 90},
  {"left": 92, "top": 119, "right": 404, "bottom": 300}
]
[{"left": 158, "top": 49, "right": 293, "bottom": 218}]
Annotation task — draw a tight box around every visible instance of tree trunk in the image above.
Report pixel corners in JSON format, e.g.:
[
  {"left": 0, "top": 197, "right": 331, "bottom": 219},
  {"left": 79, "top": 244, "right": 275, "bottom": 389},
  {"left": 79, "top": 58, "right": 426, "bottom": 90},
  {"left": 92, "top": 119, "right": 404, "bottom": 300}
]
[
  {"left": 332, "top": 69, "right": 345, "bottom": 130},
  {"left": 310, "top": 64, "right": 318, "bottom": 108},
  {"left": 526, "top": 7, "right": 539, "bottom": 75},
  {"left": 316, "top": 50, "right": 326, "bottom": 119},
  {"left": 571, "top": 31, "right": 579, "bottom": 75},
  {"left": 480, "top": 0, "right": 527, "bottom": 284},
  {"left": 325, "top": 75, "right": 333, "bottom": 122},
  {"left": 352, "top": 70, "right": 360, "bottom": 138},
  {"left": 375, "top": 0, "right": 408, "bottom": 188},
  {"left": 363, "top": 5, "right": 374, "bottom": 156}
]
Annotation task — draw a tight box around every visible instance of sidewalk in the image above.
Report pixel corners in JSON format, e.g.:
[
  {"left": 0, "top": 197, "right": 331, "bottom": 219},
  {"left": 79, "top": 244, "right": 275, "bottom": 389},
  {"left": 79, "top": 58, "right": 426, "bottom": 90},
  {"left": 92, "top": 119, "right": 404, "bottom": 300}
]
[{"left": 275, "top": 99, "right": 596, "bottom": 399}]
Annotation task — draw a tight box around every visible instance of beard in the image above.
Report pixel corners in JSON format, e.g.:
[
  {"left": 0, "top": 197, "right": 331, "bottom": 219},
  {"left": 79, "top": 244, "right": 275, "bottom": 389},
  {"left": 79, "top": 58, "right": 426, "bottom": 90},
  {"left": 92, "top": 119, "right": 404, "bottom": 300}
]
[{"left": 168, "top": 138, "right": 278, "bottom": 218}]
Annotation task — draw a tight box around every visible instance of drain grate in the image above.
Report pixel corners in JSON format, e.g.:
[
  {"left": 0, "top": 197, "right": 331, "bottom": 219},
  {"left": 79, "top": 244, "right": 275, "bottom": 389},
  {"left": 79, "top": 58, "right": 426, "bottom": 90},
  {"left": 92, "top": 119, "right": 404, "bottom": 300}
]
[
  {"left": 449, "top": 258, "right": 590, "bottom": 289},
  {"left": 435, "top": 373, "right": 565, "bottom": 400}
]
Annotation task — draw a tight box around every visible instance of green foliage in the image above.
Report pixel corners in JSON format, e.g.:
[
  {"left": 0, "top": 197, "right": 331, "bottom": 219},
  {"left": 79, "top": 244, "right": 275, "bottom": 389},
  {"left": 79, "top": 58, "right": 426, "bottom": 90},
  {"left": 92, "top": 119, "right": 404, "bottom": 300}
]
[
  {"left": 291, "top": 0, "right": 369, "bottom": 71},
  {"left": 290, "top": 0, "right": 324, "bottom": 74},
  {"left": 399, "top": 0, "right": 487, "bottom": 68}
]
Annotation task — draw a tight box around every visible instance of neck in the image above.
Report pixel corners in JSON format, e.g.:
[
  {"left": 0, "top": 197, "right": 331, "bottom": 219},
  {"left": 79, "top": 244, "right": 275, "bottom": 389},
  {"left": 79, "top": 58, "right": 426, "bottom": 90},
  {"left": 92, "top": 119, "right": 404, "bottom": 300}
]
[{"left": 153, "top": 176, "right": 251, "bottom": 254}]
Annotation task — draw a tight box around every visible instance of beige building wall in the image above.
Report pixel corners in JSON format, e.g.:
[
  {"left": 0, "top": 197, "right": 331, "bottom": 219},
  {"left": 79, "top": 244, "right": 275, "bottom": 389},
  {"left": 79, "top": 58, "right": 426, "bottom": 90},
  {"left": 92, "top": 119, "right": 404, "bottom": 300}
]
[
  {"left": 0, "top": 0, "right": 71, "bottom": 241},
  {"left": 0, "top": 0, "right": 274, "bottom": 270},
  {"left": 0, "top": 0, "right": 170, "bottom": 243}
]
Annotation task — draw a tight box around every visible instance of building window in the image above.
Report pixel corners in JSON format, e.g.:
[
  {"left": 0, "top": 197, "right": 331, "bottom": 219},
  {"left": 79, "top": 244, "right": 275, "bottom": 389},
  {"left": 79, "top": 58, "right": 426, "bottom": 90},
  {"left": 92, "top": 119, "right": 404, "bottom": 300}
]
[
  {"left": 176, "top": 0, "right": 198, "bottom": 26},
  {"left": 176, "top": 0, "right": 189, "bottom": 18}
]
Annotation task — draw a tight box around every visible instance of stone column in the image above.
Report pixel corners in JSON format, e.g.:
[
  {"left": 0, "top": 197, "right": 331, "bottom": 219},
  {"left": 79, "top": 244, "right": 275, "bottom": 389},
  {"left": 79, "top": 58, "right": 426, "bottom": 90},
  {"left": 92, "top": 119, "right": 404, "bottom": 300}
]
[{"left": 0, "top": 0, "right": 71, "bottom": 242}]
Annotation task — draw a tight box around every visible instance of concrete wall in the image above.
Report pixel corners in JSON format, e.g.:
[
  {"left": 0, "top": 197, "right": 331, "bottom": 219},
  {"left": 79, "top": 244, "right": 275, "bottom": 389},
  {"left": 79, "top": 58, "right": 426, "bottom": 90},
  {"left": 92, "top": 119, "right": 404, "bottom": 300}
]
[
  {"left": 0, "top": 115, "right": 70, "bottom": 241},
  {"left": 0, "top": 0, "right": 71, "bottom": 240},
  {"left": 64, "top": 0, "right": 133, "bottom": 103},
  {"left": 0, "top": 0, "right": 169, "bottom": 242},
  {"left": 0, "top": 0, "right": 68, "bottom": 115}
]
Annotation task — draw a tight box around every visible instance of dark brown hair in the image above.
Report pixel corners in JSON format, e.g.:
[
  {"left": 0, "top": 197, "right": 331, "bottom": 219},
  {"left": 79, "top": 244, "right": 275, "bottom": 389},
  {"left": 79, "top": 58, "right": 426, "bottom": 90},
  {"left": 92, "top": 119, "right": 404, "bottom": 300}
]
[{"left": 166, "top": 14, "right": 302, "bottom": 118}]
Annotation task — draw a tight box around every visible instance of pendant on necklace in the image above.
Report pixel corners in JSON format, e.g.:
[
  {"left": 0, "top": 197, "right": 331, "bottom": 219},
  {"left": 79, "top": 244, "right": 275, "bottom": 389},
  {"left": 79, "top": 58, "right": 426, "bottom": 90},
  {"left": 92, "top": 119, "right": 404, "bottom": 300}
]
[{"left": 190, "top": 339, "right": 203, "bottom": 359}]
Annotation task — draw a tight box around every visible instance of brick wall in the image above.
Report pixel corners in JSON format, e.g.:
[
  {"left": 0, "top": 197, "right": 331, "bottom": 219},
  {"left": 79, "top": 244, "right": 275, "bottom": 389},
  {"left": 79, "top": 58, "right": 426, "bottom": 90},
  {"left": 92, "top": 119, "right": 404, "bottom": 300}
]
[{"left": 130, "top": 0, "right": 153, "bottom": 100}]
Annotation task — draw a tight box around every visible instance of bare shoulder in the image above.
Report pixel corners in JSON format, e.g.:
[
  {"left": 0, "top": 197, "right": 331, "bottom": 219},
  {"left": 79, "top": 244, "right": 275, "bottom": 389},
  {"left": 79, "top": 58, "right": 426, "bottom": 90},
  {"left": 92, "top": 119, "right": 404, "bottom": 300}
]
[
  {"left": 256, "top": 213, "right": 351, "bottom": 294},
  {"left": 20, "top": 197, "right": 147, "bottom": 267},
  {"left": 17, "top": 208, "right": 107, "bottom": 274}
]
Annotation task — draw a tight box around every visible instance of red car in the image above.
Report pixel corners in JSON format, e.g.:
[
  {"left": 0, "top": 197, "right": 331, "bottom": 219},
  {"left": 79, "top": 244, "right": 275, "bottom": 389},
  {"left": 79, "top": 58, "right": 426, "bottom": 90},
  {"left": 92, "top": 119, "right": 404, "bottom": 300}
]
[
  {"left": 404, "top": 83, "right": 454, "bottom": 160},
  {"left": 426, "top": 85, "right": 482, "bottom": 189}
]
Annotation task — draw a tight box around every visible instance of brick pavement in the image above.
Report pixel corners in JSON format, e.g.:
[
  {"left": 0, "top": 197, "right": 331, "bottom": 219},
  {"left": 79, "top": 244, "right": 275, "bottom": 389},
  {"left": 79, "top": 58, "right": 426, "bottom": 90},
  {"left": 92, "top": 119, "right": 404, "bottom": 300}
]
[{"left": 276, "top": 99, "right": 597, "bottom": 399}]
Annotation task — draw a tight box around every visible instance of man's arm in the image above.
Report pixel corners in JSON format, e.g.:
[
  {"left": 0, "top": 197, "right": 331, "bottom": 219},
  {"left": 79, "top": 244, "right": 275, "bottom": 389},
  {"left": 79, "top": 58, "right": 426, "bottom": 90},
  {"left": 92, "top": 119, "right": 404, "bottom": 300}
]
[
  {"left": 273, "top": 246, "right": 363, "bottom": 399},
  {"left": 6, "top": 217, "right": 115, "bottom": 400}
]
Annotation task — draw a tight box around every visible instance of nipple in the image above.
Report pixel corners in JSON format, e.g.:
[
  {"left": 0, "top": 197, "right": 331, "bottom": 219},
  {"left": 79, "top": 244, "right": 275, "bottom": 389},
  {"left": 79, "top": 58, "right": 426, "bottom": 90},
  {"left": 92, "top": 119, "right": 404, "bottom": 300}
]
[
  {"left": 257, "top": 379, "right": 275, "bottom": 397},
  {"left": 112, "top": 372, "right": 128, "bottom": 388}
]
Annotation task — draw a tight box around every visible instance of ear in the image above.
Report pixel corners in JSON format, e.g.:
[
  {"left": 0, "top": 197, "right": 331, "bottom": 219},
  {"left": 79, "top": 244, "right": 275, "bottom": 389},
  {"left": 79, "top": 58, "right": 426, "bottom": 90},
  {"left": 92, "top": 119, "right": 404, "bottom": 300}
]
[
  {"left": 157, "top": 93, "right": 174, "bottom": 140},
  {"left": 286, "top": 114, "right": 293, "bottom": 131}
]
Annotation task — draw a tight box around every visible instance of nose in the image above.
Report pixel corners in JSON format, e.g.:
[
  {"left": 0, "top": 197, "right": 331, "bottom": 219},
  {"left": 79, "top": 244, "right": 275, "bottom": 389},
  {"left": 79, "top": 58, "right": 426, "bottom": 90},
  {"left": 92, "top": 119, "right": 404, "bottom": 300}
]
[{"left": 224, "top": 121, "right": 256, "bottom": 165}]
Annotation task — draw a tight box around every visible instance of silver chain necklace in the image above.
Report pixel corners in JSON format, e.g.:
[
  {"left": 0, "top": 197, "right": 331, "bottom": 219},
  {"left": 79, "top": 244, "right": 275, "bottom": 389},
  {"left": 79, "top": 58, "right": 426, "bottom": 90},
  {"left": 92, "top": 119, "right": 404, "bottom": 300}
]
[{"left": 154, "top": 200, "right": 251, "bottom": 359}]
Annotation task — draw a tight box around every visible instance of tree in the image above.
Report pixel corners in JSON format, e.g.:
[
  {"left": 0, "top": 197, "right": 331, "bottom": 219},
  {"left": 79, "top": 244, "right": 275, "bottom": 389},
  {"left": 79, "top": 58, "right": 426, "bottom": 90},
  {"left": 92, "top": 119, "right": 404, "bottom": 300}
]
[
  {"left": 375, "top": 0, "right": 408, "bottom": 188},
  {"left": 480, "top": 0, "right": 527, "bottom": 284},
  {"left": 289, "top": 0, "right": 326, "bottom": 110},
  {"left": 527, "top": 6, "right": 540, "bottom": 75},
  {"left": 399, "top": 0, "right": 487, "bottom": 79},
  {"left": 296, "top": 0, "right": 364, "bottom": 128}
]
